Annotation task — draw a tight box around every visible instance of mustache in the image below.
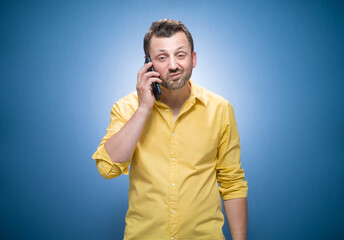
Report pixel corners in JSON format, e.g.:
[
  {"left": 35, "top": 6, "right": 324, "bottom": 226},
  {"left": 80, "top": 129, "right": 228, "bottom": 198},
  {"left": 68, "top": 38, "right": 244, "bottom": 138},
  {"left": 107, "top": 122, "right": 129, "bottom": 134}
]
[
  {"left": 168, "top": 68, "right": 182, "bottom": 74},
  {"left": 167, "top": 69, "right": 183, "bottom": 78}
]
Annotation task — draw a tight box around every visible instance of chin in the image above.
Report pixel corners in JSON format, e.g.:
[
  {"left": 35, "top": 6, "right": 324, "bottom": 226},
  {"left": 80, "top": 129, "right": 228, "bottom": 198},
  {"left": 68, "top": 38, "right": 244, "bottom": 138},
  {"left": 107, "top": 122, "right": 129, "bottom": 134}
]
[{"left": 162, "top": 78, "right": 188, "bottom": 90}]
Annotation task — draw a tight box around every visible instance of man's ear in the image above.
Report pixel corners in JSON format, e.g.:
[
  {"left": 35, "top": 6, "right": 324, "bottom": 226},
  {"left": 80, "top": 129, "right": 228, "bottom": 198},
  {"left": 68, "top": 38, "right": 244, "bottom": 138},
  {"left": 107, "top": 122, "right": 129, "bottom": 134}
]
[{"left": 192, "top": 51, "right": 197, "bottom": 68}]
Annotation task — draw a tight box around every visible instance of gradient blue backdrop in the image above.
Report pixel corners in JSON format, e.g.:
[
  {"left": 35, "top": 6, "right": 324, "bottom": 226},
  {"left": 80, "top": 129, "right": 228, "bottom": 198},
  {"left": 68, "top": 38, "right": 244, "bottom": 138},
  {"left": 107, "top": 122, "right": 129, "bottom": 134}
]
[{"left": 1, "top": 0, "right": 343, "bottom": 239}]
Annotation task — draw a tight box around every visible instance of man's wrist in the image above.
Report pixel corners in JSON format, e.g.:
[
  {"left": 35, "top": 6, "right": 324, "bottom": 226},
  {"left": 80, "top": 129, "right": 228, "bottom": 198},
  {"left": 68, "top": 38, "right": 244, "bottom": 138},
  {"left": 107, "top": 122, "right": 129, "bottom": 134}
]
[{"left": 136, "top": 105, "right": 152, "bottom": 118}]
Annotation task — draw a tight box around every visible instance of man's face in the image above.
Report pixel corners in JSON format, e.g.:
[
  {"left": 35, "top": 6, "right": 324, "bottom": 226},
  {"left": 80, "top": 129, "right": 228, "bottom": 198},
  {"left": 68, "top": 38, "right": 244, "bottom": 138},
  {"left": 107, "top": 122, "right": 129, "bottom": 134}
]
[{"left": 149, "top": 31, "right": 197, "bottom": 90}]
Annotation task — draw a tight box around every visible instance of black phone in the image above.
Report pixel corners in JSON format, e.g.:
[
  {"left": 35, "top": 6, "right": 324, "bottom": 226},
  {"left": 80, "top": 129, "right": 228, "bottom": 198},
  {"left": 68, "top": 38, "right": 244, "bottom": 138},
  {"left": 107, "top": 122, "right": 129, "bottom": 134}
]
[{"left": 145, "top": 56, "right": 162, "bottom": 101}]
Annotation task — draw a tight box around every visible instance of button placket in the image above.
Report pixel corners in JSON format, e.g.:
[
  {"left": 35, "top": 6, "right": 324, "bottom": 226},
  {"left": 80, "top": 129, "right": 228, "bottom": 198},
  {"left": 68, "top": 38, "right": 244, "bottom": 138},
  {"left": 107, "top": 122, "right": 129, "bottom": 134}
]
[{"left": 169, "top": 126, "right": 178, "bottom": 239}]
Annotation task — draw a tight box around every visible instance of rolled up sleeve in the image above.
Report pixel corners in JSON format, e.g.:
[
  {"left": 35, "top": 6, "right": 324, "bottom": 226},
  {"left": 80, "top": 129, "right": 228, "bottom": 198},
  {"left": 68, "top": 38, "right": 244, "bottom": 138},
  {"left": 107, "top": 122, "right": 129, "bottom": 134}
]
[
  {"left": 216, "top": 102, "right": 248, "bottom": 200},
  {"left": 92, "top": 144, "right": 130, "bottom": 179},
  {"left": 92, "top": 101, "right": 133, "bottom": 179}
]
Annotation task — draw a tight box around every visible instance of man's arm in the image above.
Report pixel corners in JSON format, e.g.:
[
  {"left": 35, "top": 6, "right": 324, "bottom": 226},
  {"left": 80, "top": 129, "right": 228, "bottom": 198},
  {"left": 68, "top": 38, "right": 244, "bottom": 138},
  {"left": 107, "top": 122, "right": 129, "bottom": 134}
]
[
  {"left": 104, "top": 62, "right": 162, "bottom": 163},
  {"left": 223, "top": 198, "right": 248, "bottom": 240}
]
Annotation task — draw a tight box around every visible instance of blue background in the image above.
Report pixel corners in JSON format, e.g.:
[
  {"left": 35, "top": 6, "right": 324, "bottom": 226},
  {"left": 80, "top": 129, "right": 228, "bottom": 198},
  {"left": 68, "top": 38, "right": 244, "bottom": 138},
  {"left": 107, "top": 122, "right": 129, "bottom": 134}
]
[{"left": 1, "top": 0, "right": 343, "bottom": 239}]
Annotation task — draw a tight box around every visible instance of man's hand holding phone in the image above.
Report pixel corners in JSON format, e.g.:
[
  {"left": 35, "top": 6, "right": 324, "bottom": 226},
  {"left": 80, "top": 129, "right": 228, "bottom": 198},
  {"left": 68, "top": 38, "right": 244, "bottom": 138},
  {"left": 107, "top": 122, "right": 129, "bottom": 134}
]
[
  {"left": 104, "top": 61, "right": 162, "bottom": 165},
  {"left": 136, "top": 61, "right": 162, "bottom": 111}
]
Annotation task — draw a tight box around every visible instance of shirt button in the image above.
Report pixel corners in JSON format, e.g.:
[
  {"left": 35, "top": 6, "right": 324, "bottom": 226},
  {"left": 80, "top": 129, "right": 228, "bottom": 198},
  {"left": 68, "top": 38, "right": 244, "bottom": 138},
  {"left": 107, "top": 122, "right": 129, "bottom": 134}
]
[
  {"left": 172, "top": 158, "right": 175, "bottom": 161},
  {"left": 172, "top": 210, "right": 175, "bottom": 214},
  {"left": 172, "top": 183, "right": 175, "bottom": 186},
  {"left": 172, "top": 133, "right": 175, "bottom": 136},
  {"left": 171, "top": 237, "right": 174, "bottom": 240},
  {"left": 166, "top": 109, "right": 170, "bottom": 112}
]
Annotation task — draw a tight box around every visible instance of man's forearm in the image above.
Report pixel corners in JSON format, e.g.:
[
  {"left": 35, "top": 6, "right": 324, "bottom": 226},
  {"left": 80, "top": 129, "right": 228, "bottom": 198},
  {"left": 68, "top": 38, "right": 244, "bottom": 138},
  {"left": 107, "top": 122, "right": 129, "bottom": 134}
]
[
  {"left": 223, "top": 198, "right": 247, "bottom": 240},
  {"left": 104, "top": 106, "right": 151, "bottom": 163}
]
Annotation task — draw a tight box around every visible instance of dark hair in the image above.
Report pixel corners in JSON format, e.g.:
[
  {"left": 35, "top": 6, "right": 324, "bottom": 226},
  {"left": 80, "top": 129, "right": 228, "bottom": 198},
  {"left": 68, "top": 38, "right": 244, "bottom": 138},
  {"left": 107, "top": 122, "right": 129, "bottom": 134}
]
[{"left": 143, "top": 19, "right": 194, "bottom": 56}]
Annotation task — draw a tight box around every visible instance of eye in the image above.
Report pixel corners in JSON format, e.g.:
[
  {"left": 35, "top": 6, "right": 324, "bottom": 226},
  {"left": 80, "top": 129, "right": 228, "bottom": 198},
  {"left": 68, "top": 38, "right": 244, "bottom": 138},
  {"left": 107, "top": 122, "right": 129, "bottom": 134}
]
[
  {"left": 177, "top": 53, "right": 186, "bottom": 58},
  {"left": 158, "top": 56, "right": 167, "bottom": 61}
]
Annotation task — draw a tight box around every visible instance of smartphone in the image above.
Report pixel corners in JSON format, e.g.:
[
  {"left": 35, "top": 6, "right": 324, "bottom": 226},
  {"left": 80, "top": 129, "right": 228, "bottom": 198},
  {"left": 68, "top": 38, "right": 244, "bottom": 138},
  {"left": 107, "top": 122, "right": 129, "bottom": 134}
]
[{"left": 145, "top": 56, "right": 162, "bottom": 101}]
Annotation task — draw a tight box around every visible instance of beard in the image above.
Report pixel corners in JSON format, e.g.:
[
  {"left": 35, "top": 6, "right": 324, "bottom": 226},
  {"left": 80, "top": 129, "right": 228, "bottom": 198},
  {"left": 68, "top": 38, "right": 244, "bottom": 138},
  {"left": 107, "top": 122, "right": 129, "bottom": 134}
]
[{"left": 161, "top": 68, "right": 192, "bottom": 90}]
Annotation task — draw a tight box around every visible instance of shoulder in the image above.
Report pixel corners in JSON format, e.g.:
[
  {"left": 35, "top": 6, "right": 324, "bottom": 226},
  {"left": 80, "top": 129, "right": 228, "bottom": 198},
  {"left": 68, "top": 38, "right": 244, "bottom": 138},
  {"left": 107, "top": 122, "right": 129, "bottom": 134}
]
[
  {"left": 196, "top": 85, "right": 239, "bottom": 129},
  {"left": 196, "top": 84, "right": 233, "bottom": 110},
  {"left": 194, "top": 84, "right": 237, "bottom": 125},
  {"left": 115, "top": 91, "right": 139, "bottom": 108},
  {"left": 110, "top": 91, "right": 138, "bottom": 121}
]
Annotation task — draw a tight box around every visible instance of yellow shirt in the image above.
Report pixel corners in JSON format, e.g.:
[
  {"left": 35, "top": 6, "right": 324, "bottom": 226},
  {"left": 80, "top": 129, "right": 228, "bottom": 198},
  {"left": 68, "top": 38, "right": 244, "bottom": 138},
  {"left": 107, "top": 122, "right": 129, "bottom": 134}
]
[{"left": 92, "top": 80, "right": 248, "bottom": 240}]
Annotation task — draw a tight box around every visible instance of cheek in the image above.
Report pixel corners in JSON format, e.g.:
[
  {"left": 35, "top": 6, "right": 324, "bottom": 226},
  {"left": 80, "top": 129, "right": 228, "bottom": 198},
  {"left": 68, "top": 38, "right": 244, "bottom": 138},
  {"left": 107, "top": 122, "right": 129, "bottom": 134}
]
[
  {"left": 154, "top": 64, "right": 168, "bottom": 75},
  {"left": 180, "top": 61, "right": 193, "bottom": 71}
]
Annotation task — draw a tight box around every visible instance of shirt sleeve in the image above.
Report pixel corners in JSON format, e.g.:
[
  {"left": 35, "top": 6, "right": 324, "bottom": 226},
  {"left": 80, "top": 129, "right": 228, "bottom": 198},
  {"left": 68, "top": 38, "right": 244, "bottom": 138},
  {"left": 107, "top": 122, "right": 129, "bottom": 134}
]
[
  {"left": 216, "top": 102, "right": 248, "bottom": 200},
  {"left": 92, "top": 101, "right": 132, "bottom": 179}
]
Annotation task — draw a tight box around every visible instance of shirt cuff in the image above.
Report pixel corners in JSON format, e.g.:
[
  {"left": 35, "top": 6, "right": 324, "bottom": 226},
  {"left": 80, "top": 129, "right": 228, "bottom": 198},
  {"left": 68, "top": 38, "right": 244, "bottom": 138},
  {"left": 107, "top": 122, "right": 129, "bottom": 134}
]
[
  {"left": 217, "top": 163, "right": 248, "bottom": 200},
  {"left": 92, "top": 144, "right": 130, "bottom": 179}
]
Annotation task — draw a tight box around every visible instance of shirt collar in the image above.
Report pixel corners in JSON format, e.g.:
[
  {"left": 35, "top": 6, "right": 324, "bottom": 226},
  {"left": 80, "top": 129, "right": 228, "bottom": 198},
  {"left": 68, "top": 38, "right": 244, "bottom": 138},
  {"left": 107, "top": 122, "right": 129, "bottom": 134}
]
[
  {"left": 189, "top": 80, "right": 208, "bottom": 106},
  {"left": 154, "top": 79, "right": 208, "bottom": 108}
]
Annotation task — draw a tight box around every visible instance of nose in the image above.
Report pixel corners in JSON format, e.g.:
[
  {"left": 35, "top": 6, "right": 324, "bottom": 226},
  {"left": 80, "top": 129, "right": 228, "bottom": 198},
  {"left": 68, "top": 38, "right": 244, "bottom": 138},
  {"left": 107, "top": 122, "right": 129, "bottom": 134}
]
[{"left": 168, "top": 57, "right": 178, "bottom": 71}]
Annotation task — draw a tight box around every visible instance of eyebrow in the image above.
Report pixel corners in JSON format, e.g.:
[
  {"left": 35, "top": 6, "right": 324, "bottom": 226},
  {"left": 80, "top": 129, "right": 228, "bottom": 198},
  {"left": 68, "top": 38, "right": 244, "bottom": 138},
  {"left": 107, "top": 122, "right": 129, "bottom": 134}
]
[{"left": 156, "top": 46, "right": 187, "bottom": 53}]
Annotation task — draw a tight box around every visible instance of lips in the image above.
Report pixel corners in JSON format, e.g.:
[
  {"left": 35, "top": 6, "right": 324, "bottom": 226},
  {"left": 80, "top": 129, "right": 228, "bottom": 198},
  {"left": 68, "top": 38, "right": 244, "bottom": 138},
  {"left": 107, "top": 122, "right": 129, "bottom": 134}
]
[{"left": 170, "top": 72, "right": 181, "bottom": 78}]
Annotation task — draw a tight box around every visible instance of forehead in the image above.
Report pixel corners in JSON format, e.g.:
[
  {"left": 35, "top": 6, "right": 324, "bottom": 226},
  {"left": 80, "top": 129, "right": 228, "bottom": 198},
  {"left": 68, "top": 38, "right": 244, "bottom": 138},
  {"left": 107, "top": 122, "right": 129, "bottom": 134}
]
[{"left": 150, "top": 31, "right": 190, "bottom": 54}]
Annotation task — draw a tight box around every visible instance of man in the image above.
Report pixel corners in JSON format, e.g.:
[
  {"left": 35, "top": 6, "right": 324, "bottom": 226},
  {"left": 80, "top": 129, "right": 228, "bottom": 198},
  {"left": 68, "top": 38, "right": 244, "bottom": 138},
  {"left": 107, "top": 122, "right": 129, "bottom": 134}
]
[{"left": 92, "top": 19, "right": 248, "bottom": 240}]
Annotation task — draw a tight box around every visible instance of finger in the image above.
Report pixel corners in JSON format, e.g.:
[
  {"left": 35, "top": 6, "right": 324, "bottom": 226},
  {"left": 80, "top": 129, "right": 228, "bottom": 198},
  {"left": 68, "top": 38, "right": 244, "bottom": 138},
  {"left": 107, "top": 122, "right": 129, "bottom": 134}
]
[
  {"left": 143, "top": 71, "right": 160, "bottom": 79},
  {"left": 138, "top": 62, "right": 153, "bottom": 77},
  {"left": 139, "top": 77, "right": 162, "bottom": 89},
  {"left": 138, "top": 63, "right": 160, "bottom": 85},
  {"left": 146, "top": 77, "right": 163, "bottom": 86},
  {"left": 138, "top": 81, "right": 161, "bottom": 96},
  {"left": 139, "top": 71, "right": 160, "bottom": 86}
]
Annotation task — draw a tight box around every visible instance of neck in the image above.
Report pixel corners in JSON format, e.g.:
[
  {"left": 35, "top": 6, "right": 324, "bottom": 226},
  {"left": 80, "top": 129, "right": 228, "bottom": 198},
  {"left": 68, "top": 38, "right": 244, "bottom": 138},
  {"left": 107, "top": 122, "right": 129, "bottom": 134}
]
[{"left": 159, "top": 81, "right": 191, "bottom": 109}]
